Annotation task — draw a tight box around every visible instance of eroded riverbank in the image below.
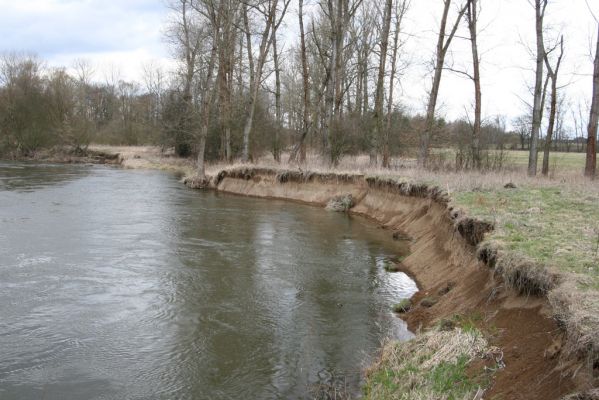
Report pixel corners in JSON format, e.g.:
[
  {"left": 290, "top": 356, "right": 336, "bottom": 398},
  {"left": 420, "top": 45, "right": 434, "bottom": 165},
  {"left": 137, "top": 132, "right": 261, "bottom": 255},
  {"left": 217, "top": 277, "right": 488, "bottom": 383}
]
[{"left": 183, "top": 167, "right": 595, "bottom": 399}]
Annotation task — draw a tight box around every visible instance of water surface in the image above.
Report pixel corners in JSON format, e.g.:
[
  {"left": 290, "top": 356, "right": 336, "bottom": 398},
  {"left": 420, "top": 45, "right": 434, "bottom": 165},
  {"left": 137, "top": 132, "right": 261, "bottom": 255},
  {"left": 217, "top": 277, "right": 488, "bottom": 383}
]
[{"left": 0, "top": 162, "right": 417, "bottom": 399}]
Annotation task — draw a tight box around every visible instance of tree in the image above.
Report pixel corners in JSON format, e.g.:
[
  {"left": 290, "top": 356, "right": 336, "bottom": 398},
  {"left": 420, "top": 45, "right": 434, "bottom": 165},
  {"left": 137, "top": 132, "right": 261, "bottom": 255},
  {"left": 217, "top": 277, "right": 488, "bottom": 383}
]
[
  {"left": 166, "top": 0, "right": 205, "bottom": 157},
  {"left": 528, "top": 0, "right": 548, "bottom": 176},
  {"left": 585, "top": 22, "right": 599, "bottom": 178},
  {"left": 466, "top": 0, "right": 481, "bottom": 169},
  {"left": 418, "top": 0, "right": 467, "bottom": 167},
  {"left": 371, "top": 0, "right": 394, "bottom": 165},
  {"left": 289, "top": 0, "right": 311, "bottom": 163},
  {"left": 513, "top": 114, "right": 531, "bottom": 150},
  {"left": 241, "top": 0, "right": 290, "bottom": 162},
  {"left": 541, "top": 35, "right": 564, "bottom": 176},
  {"left": 216, "top": 0, "right": 240, "bottom": 163},
  {"left": 382, "top": 0, "right": 409, "bottom": 168}
]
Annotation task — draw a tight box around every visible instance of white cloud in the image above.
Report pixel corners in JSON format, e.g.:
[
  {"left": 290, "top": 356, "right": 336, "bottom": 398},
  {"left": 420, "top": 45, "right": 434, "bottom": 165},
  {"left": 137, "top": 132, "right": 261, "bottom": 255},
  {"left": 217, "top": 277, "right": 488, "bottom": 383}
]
[{"left": 0, "top": 0, "right": 171, "bottom": 81}]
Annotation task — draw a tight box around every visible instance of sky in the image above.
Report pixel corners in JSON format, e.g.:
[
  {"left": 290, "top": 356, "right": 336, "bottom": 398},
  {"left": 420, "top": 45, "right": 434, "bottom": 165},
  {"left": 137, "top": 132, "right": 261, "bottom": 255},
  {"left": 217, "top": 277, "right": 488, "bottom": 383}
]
[{"left": 0, "top": 0, "right": 597, "bottom": 129}]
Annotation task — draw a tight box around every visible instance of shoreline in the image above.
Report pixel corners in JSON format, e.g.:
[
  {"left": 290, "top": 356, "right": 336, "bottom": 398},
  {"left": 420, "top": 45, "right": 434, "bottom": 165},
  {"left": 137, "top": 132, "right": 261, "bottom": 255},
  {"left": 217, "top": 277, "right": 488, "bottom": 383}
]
[
  {"left": 191, "top": 167, "right": 580, "bottom": 398},
  {"left": 9, "top": 149, "right": 597, "bottom": 398}
]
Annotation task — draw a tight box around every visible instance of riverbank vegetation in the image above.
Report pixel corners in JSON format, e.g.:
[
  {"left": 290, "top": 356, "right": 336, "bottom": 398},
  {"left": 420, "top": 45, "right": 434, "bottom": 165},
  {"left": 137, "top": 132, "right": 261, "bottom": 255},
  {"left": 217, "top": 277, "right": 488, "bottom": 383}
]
[{"left": 364, "top": 326, "right": 489, "bottom": 400}]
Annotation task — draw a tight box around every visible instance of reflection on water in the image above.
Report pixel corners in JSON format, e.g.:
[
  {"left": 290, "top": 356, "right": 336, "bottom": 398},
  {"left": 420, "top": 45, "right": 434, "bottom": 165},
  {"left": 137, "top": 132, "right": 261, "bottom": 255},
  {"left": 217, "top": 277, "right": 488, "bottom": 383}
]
[{"left": 0, "top": 162, "right": 417, "bottom": 400}]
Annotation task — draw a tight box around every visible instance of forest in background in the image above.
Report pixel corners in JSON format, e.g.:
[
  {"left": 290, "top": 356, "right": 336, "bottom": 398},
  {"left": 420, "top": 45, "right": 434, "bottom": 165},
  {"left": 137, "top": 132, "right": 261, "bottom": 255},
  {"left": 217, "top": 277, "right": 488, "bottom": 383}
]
[{"left": 0, "top": 0, "right": 597, "bottom": 177}]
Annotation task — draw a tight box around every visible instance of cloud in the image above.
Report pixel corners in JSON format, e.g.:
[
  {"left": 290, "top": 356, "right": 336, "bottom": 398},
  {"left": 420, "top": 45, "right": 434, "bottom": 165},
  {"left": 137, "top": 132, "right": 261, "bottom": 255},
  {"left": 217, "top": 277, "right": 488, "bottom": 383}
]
[{"left": 0, "top": 0, "right": 168, "bottom": 57}]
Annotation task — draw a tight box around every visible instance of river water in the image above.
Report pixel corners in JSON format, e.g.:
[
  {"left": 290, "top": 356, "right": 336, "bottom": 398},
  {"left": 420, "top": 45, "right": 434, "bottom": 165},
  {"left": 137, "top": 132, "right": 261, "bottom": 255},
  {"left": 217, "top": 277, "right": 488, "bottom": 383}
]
[{"left": 0, "top": 162, "right": 417, "bottom": 400}]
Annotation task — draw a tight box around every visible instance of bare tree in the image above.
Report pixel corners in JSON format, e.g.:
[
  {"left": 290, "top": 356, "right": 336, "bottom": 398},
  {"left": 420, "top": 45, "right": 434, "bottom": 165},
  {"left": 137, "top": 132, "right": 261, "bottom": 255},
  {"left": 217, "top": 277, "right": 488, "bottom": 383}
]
[
  {"left": 216, "top": 0, "right": 240, "bottom": 163},
  {"left": 418, "top": 0, "right": 467, "bottom": 166},
  {"left": 290, "top": 0, "right": 311, "bottom": 163},
  {"left": 383, "top": 0, "right": 410, "bottom": 168},
  {"left": 371, "top": 0, "right": 394, "bottom": 165},
  {"left": 541, "top": 35, "right": 564, "bottom": 176},
  {"left": 585, "top": 22, "right": 599, "bottom": 178},
  {"left": 528, "top": 0, "right": 548, "bottom": 176},
  {"left": 466, "top": 0, "right": 481, "bottom": 169},
  {"left": 241, "top": 0, "right": 290, "bottom": 162},
  {"left": 272, "top": 24, "right": 283, "bottom": 162}
]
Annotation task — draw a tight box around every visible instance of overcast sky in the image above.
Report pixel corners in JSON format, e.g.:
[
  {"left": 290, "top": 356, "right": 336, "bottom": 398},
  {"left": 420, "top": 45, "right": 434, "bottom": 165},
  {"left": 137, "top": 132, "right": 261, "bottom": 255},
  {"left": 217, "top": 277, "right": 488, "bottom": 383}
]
[{"left": 0, "top": 0, "right": 597, "bottom": 128}]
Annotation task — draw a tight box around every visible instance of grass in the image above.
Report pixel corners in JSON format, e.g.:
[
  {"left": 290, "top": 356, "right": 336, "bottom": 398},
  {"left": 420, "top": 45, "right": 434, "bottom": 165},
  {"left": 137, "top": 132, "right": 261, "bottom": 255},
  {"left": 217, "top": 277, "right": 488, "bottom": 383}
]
[
  {"left": 364, "top": 327, "right": 489, "bottom": 400},
  {"left": 454, "top": 186, "right": 599, "bottom": 288},
  {"left": 431, "top": 148, "right": 587, "bottom": 172},
  {"left": 503, "top": 150, "right": 586, "bottom": 170},
  {"left": 393, "top": 299, "right": 411, "bottom": 314}
]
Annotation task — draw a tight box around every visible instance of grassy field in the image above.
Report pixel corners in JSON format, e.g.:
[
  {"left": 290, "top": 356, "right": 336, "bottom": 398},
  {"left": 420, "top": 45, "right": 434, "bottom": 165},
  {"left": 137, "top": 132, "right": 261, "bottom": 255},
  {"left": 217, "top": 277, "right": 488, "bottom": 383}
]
[
  {"left": 430, "top": 148, "right": 588, "bottom": 173},
  {"left": 455, "top": 187, "right": 599, "bottom": 288},
  {"left": 504, "top": 150, "right": 587, "bottom": 170}
]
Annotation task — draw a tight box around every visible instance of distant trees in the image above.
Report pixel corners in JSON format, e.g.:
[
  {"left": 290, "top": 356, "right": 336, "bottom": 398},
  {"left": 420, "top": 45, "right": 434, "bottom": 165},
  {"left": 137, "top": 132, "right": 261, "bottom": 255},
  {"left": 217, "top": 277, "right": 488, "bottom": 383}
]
[{"left": 0, "top": 53, "right": 166, "bottom": 158}]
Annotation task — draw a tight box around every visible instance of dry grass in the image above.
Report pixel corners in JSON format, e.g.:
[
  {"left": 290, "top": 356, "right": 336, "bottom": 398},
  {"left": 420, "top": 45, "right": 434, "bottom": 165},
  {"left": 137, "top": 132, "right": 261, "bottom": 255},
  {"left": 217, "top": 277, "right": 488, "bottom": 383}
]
[
  {"left": 549, "top": 279, "right": 599, "bottom": 367},
  {"left": 364, "top": 327, "right": 489, "bottom": 400}
]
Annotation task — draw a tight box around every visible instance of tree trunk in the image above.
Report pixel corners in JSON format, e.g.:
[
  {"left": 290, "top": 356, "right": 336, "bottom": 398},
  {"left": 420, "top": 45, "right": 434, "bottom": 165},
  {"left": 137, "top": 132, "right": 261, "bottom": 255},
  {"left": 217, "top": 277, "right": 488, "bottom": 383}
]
[
  {"left": 528, "top": 0, "right": 547, "bottom": 176},
  {"left": 240, "top": 0, "right": 289, "bottom": 163},
  {"left": 467, "top": 0, "right": 481, "bottom": 169},
  {"left": 383, "top": 1, "right": 407, "bottom": 168},
  {"left": 197, "top": 15, "right": 220, "bottom": 178},
  {"left": 323, "top": 0, "right": 338, "bottom": 164},
  {"left": 418, "top": 0, "right": 467, "bottom": 167},
  {"left": 371, "top": 0, "right": 393, "bottom": 166},
  {"left": 542, "top": 36, "right": 564, "bottom": 176},
  {"left": 290, "top": 0, "right": 311, "bottom": 163},
  {"left": 273, "top": 32, "right": 282, "bottom": 162},
  {"left": 585, "top": 23, "right": 599, "bottom": 178}
]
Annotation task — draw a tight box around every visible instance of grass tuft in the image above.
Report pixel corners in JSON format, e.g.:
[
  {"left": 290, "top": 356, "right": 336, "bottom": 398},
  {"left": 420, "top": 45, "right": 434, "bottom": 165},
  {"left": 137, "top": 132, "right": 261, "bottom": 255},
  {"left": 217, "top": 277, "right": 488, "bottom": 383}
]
[
  {"left": 393, "top": 299, "right": 412, "bottom": 314},
  {"left": 364, "top": 327, "right": 489, "bottom": 400}
]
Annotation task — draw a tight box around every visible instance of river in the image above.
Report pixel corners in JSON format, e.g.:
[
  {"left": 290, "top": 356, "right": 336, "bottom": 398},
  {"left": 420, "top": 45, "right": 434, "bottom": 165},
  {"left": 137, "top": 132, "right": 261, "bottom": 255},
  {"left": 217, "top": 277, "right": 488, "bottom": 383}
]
[{"left": 0, "top": 162, "right": 417, "bottom": 400}]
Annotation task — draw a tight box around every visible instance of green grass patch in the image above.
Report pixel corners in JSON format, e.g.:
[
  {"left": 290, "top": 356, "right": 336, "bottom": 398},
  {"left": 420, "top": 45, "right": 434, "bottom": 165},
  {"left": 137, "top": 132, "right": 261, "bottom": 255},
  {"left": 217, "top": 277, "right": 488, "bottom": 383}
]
[{"left": 454, "top": 187, "right": 599, "bottom": 288}]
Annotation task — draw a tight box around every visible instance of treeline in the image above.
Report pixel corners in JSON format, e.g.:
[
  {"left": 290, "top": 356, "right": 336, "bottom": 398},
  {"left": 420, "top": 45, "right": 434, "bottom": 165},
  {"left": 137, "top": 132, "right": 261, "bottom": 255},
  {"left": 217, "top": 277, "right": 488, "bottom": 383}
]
[
  {"left": 1, "top": 0, "right": 598, "bottom": 178},
  {"left": 0, "top": 52, "right": 519, "bottom": 165},
  {"left": 0, "top": 54, "right": 164, "bottom": 157},
  {"left": 162, "top": 0, "right": 598, "bottom": 178}
]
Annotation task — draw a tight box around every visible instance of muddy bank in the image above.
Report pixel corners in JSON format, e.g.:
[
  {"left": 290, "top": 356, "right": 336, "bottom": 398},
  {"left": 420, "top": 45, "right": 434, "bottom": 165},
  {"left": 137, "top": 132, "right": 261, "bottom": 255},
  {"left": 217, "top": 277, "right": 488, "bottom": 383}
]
[{"left": 183, "top": 167, "right": 597, "bottom": 399}]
